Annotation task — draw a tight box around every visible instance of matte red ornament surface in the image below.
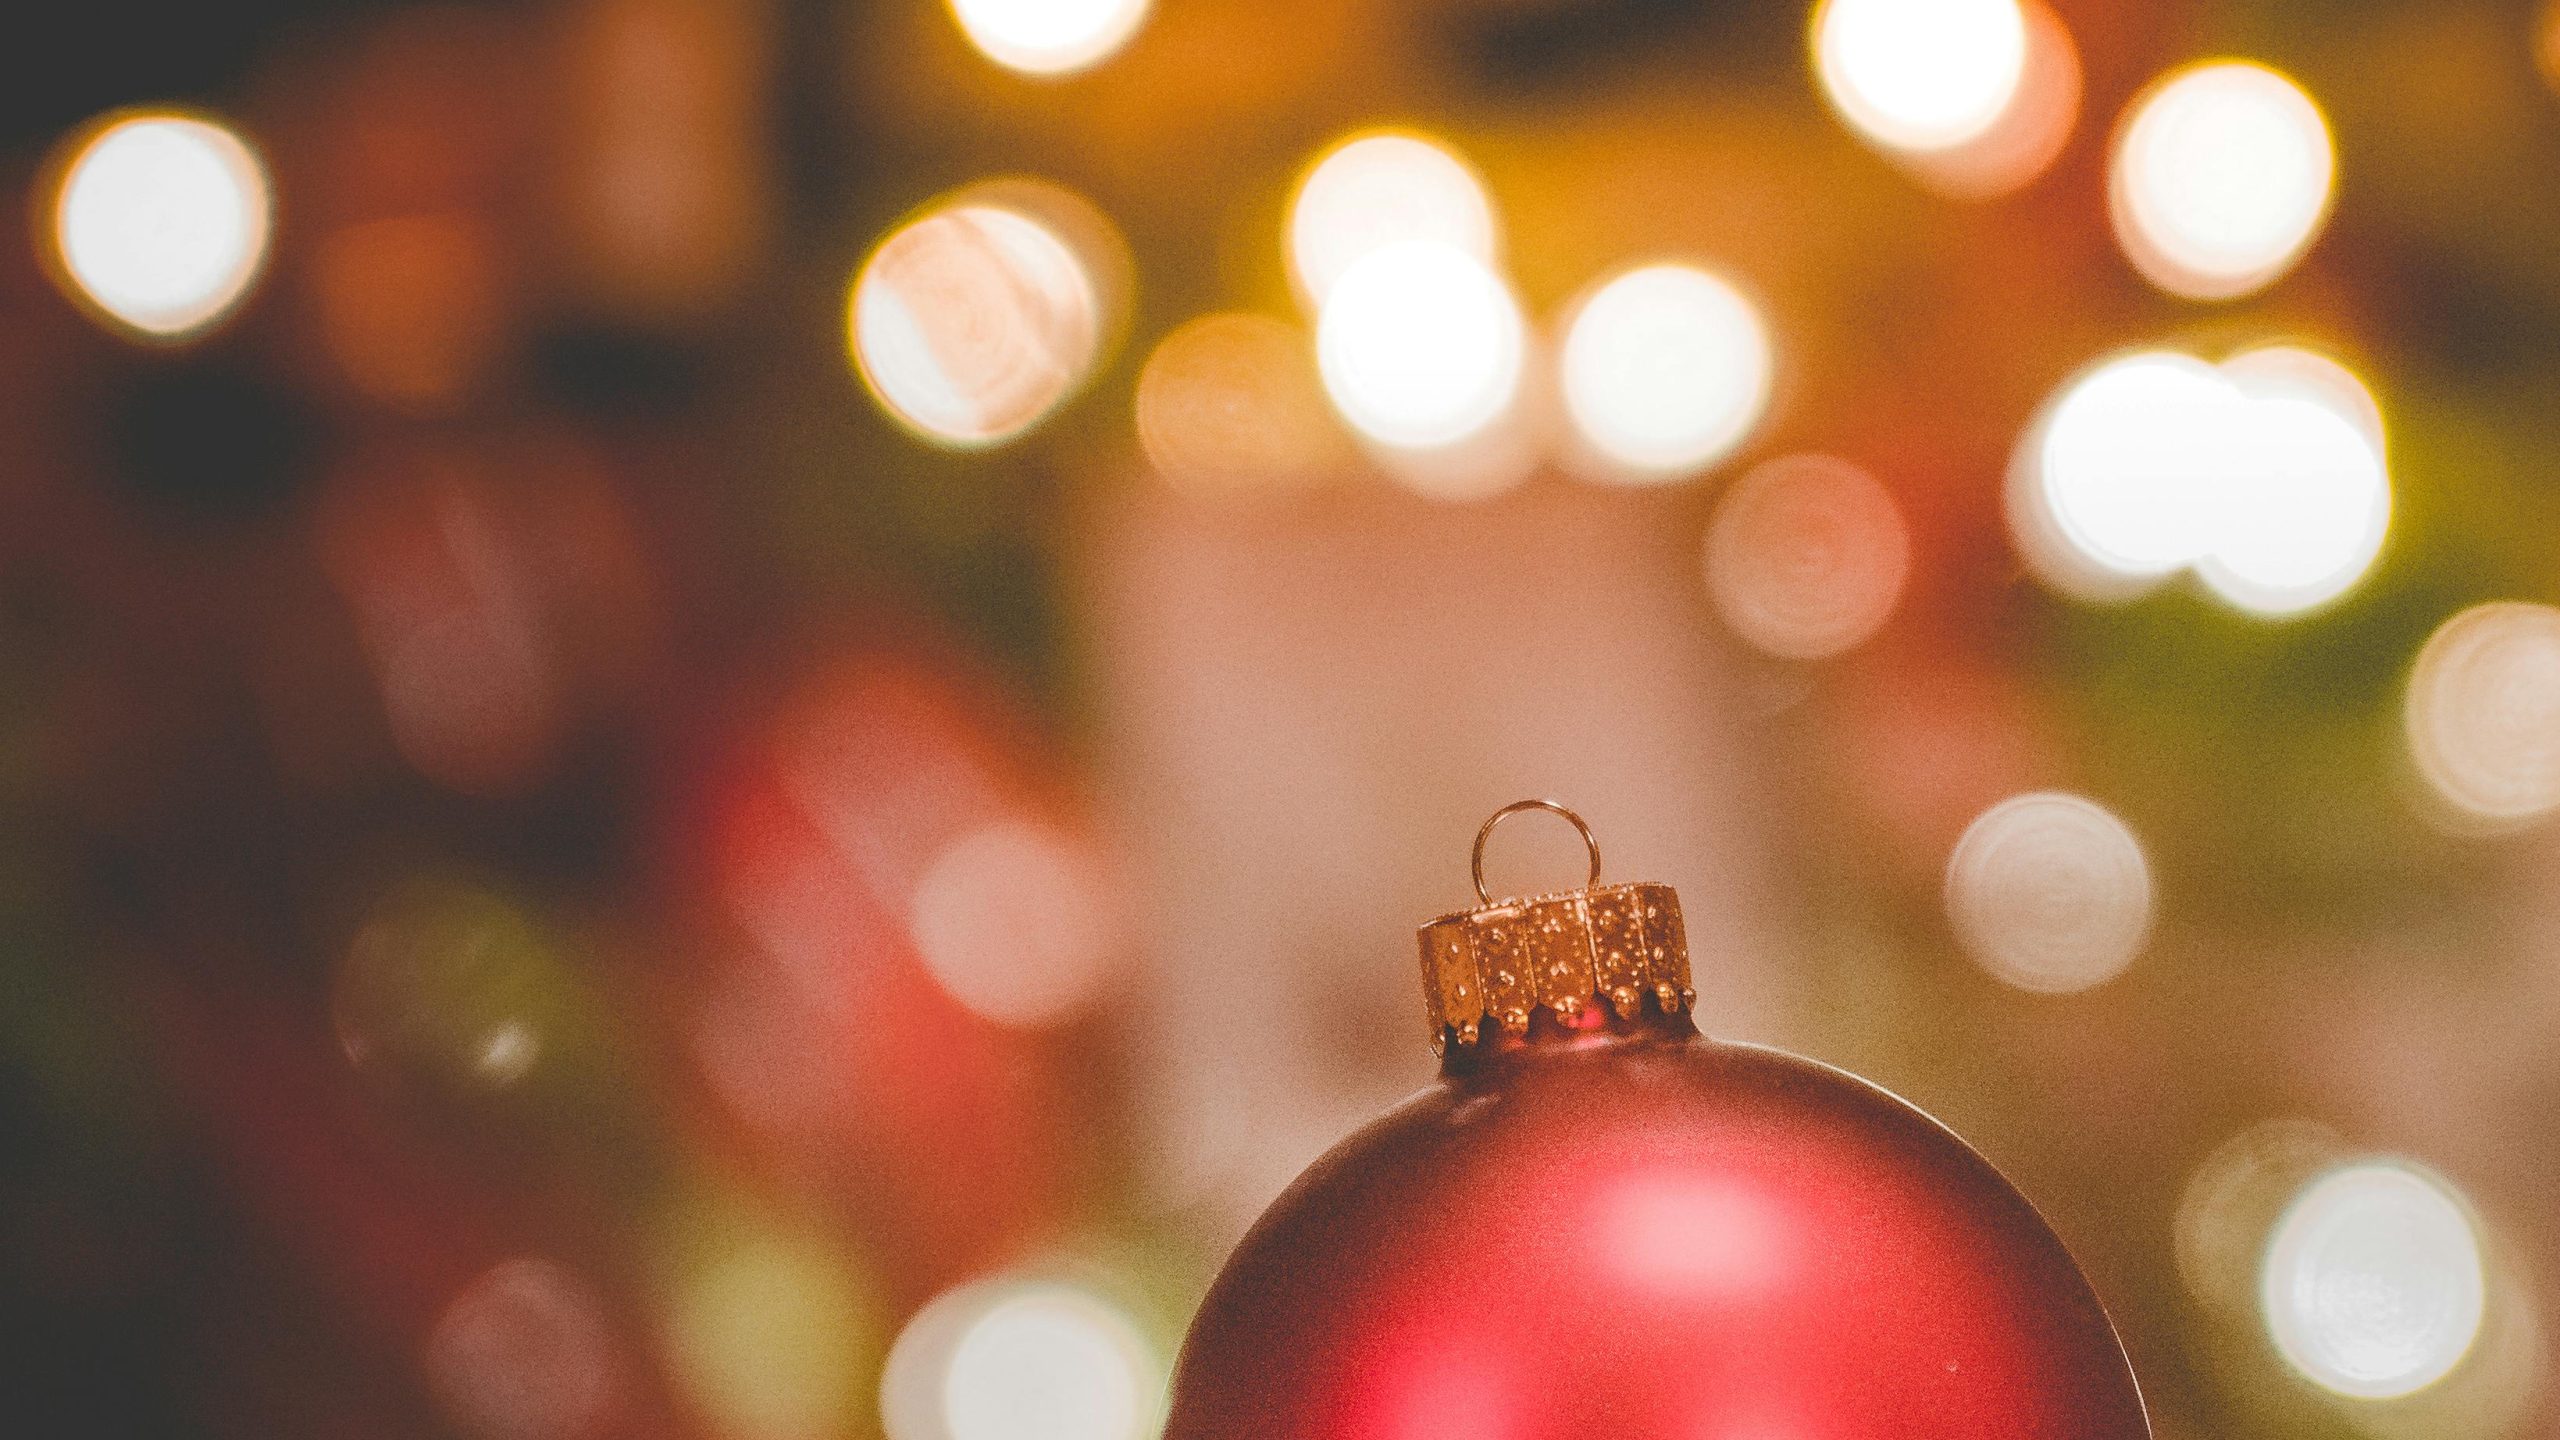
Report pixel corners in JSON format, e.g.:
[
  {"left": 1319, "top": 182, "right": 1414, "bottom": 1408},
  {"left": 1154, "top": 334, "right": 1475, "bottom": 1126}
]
[{"left": 1164, "top": 1010, "right": 2149, "bottom": 1440}]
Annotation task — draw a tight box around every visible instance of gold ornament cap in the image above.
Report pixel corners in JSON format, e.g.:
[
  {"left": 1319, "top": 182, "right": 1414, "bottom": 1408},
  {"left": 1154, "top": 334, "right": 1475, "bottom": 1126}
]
[{"left": 1417, "top": 800, "right": 1695, "bottom": 1052}]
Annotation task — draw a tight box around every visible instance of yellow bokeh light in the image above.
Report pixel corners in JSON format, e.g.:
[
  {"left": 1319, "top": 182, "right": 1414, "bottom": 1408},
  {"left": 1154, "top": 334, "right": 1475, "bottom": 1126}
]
[
  {"left": 49, "top": 110, "right": 272, "bottom": 341},
  {"left": 2110, "top": 60, "right": 2336, "bottom": 301},
  {"left": 1560, "top": 263, "right": 1773, "bottom": 483},
  {"left": 2012, "top": 345, "right": 2387, "bottom": 616},
  {"left": 1901, "top": 0, "right": 2081, "bottom": 199},
  {"left": 947, "top": 0, "right": 1150, "bottom": 76},
  {"left": 661, "top": 1214, "right": 874, "bottom": 1440},
  {"left": 2218, "top": 344, "right": 2386, "bottom": 459},
  {"left": 1315, "top": 238, "right": 1525, "bottom": 455},
  {"left": 2261, "top": 1162, "right": 2487, "bottom": 1400},
  {"left": 1812, "top": 0, "right": 2028, "bottom": 154},
  {"left": 1703, "top": 454, "right": 1908, "bottom": 659},
  {"left": 882, "top": 1277, "right": 1163, "bottom": 1440},
  {"left": 1943, "top": 791, "right": 2151, "bottom": 993},
  {"left": 2405, "top": 601, "right": 2560, "bottom": 829},
  {"left": 1134, "top": 312, "right": 1345, "bottom": 500},
  {"left": 849, "top": 194, "right": 1105, "bottom": 448},
  {"left": 1286, "top": 131, "right": 1498, "bottom": 310}
]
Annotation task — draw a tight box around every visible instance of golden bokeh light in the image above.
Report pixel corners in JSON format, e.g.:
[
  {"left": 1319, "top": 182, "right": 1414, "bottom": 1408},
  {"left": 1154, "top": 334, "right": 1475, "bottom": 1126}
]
[
  {"left": 2218, "top": 344, "right": 2386, "bottom": 458},
  {"left": 2541, "top": 0, "right": 2560, "bottom": 96},
  {"left": 661, "top": 1213, "right": 875, "bottom": 1440},
  {"left": 1944, "top": 791, "right": 2151, "bottom": 993},
  {"left": 882, "top": 1277, "right": 1164, "bottom": 1440},
  {"left": 1314, "top": 238, "right": 1525, "bottom": 455},
  {"left": 2261, "top": 1162, "right": 2487, "bottom": 1400},
  {"left": 2192, "top": 372, "right": 2389, "bottom": 619},
  {"left": 1703, "top": 454, "right": 1908, "bottom": 660},
  {"left": 1812, "top": 0, "right": 2028, "bottom": 154},
  {"left": 2405, "top": 602, "right": 2560, "bottom": 829},
  {"left": 1902, "top": 0, "right": 2082, "bottom": 199},
  {"left": 1286, "top": 131, "right": 1498, "bottom": 310},
  {"left": 850, "top": 194, "right": 1108, "bottom": 448},
  {"left": 333, "top": 877, "right": 558, "bottom": 1092},
  {"left": 2013, "top": 346, "right": 2387, "bottom": 616},
  {"left": 947, "top": 0, "right": 1151, "bottom": 76},
  {"left": 2110, "top": 60, "right": 2336, "bottom": 301},
  {"left": 1134, "top": 312, "right": 1346, "bottom": 500},
  {"left": 49, "top": 111, "right": 273, "bottom": 341},
  {"left": 1559, "top": 263, "right": 1773, "bottom": 483},
  {"left": 908, "top": 817, "right": 1121, "bottom": 1028}
]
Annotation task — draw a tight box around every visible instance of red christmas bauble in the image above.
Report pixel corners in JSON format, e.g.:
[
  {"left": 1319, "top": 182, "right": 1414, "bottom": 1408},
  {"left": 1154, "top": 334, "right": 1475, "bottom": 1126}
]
[{"left": 1165, "top": 803, "right": 2147, "bottom": 1440}]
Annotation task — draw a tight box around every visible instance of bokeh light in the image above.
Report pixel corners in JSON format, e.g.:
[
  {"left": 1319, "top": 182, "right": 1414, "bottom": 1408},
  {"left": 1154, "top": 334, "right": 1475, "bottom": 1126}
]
[
  {"left": 1812, "top": 0, "right": 2028, "bottom": 154},
  {"left": 948, "top": 0, "right": 1151, "bottom": 77},
  {"left": 850, "top": 194, "right": 1107, "bottom": 448},
  {"left": 661, "top": 1212, "right": 875, "bottom": 1440},
  {"left": 2110, "top": 60, "right": 2336, "bottom": 301},
  {"left": 2175, "top": 1120, "right": 2348, "bottom": 1317},
  {"left": 1702, "top": 454, "right": 1908, "bottom": 659},
  {"left": 1559, "top": 263, "right": 1773, "bottom": 483},
  {"left": 49, "top": 111, "right": 273, "bottom": 341},
  {"left": 2014, "top": 346, "right": 2388, "bottom": 615},
  {"left": 2261, "top": 1161, "right": 2487, "bottom": 1399},
  {"left": 424, "top": 1258, "right": 621, "bottom": 1440},
  {"left": 1315, "top": 239, "right": 1525, "bottom": 454},
  {"left": 909, "top": 816, "right": 1121, "bottom": 1028},
  {"left": 2218, "top": 344, "right": 2386, "bottom": 458},
  {"left": 1901, "top": 0, "right": 2082, "bottom": 199},
  {"left": 1286, "top": 131, "right": 1498, "bottom": 309},
  {"left": 2405, "top": 602, "right": 2560, "bottom": 829},
  {"left": 1944, "top": 791, "right": 2151, "bottom": 993},
  {"left": 334, "top": 877, "right": 559, "bottom": 1092},
  {"left": 882, "top": 1276, "right": 1163, "bottom": 1440},
  {"left": 313, "top": 213, "right": 509, "bottom": 413},
  {"left": 1134, "top": 312, "right": 1345, "bottom": 500},
  {"left": 2541, "top": 0, "right": 2560, "bottom": 97}
]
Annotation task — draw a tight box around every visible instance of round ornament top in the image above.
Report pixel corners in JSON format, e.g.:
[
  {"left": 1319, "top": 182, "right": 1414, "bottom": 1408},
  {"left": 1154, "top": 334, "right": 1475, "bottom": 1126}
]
[{"left": 1416, "top": 800, "right": 1696, "bottom": 1051}]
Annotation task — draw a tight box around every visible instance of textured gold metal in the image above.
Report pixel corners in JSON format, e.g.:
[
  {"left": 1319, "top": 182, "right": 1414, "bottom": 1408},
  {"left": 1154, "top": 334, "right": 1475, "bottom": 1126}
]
[
  {"left": 1419, "top": 802, "right": 1695, "bottom": 1051},
  {"left": 1416, "top": 880, "right": 1692, "bottom": 1050}
]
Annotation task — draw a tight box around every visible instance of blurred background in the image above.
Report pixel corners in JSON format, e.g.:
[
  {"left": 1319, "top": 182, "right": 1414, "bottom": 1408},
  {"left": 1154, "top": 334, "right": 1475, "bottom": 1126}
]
[{"left": 6, "top": 0, "right": 2560, "bottom": 1436}]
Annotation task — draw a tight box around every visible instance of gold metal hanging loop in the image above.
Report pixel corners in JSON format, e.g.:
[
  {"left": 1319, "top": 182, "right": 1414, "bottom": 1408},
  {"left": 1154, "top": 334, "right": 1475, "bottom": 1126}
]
[{"left": 1471, "top": 798, "right": 1602, "bottom": 906}]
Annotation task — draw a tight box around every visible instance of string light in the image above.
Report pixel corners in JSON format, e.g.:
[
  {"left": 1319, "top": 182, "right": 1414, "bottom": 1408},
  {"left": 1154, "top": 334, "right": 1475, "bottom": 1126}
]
[
  {"left": 947, "top": 0, "right": 1151, "bottom": 76},
  {"left": 850, "top": 193, "right": 1108, "bottom": 448},
  {"left": 1812, "top": 0, "right": 2028, "bottom": 154},
  {"left": 2261, "top": 1162, "right": 2487, "bottom": 1399},
  {"left": 1703, "top": 454, "right": 1908, "bottom": 659},
  {"left": 1314, "top": 238, "right": 1525, "bottom": 454},
  {"left": 48, "top": 110, "right": 272, "bottom": 341},
  {"left": 1559, "top": 263, "right": 1773, "bottom": 483},
  {"left": 1287, "top": 131, "right": 1498, "bottom": 310},
  {"left": 2111, "top": 60, "right": 2336, "bottom": 300},
  {"left": 1944, "top": 792, "right": 2151, "bottom": 993}
]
